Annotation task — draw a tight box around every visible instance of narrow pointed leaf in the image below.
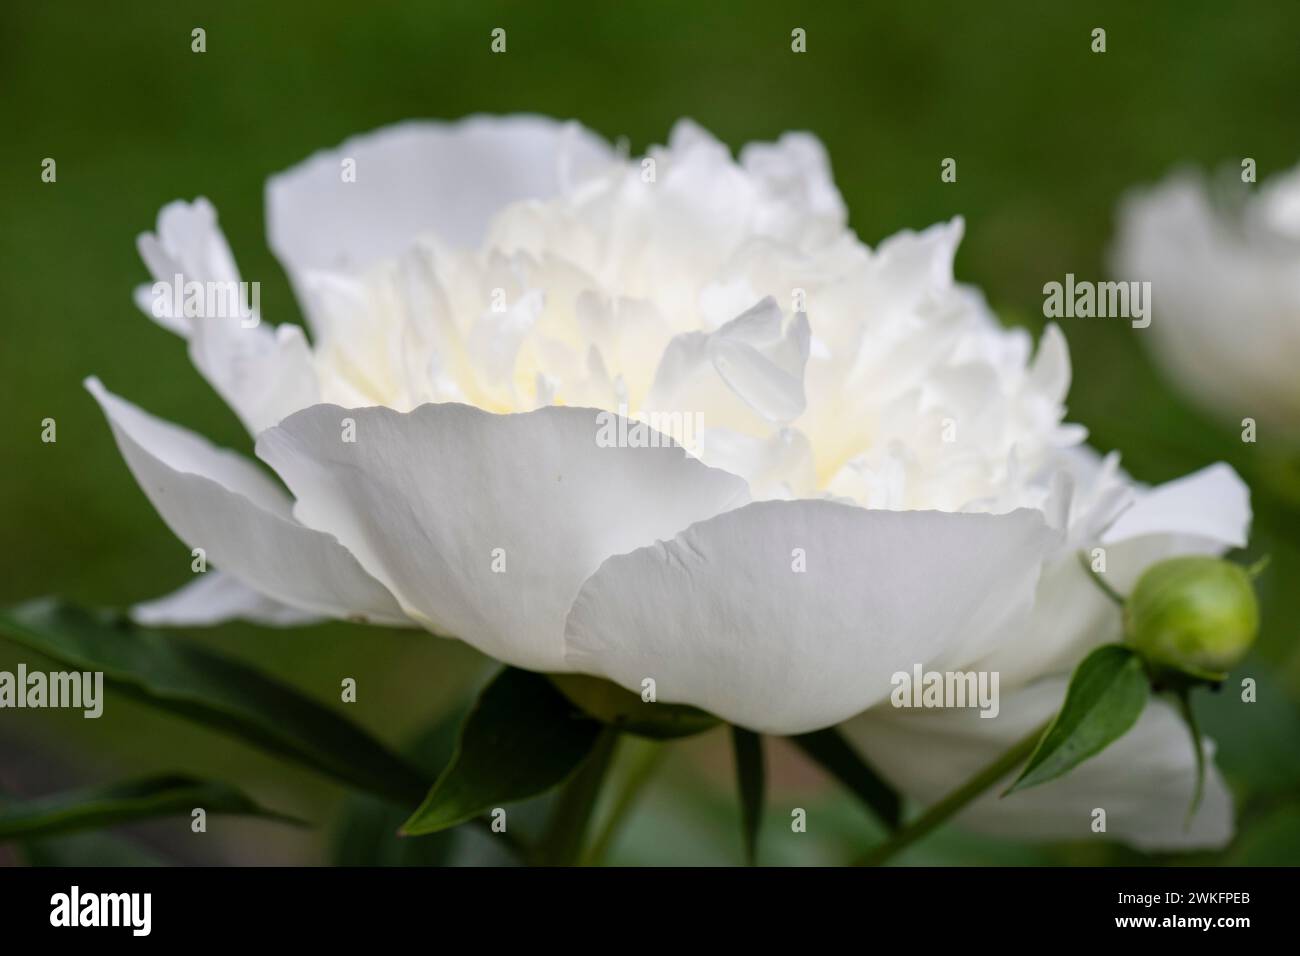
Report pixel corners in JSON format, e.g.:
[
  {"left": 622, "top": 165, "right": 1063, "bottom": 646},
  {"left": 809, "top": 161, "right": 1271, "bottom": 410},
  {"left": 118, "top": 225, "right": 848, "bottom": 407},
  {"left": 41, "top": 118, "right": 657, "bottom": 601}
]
[
  {"left": 0, "top": 775, "right": 302, "bottom": 841},
  {"left": 731, "top": 726, "right": 765, "bottom": 865},
  {"left": 1006, "top": 644, "right": 1149, "bottom": 795},
  {"left": 0, "top": 598, "right": 427, "bottom": 804},
  {"left": 401, "top": 668, "right": 602, "bottom": 836},
  {"left": 790, "top": 727, "right": 901, "bottom": 829}
]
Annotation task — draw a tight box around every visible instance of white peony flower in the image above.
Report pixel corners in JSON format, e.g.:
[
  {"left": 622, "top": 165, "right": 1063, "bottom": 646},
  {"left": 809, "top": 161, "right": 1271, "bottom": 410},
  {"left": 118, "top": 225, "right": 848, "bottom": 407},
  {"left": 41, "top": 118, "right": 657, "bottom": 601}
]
[
  {"left": 1112, "top": 162, "right": 1300, "bottom": 438},
  {"left": 91, "top": 116, "right": 1250, "bottom": 849}
]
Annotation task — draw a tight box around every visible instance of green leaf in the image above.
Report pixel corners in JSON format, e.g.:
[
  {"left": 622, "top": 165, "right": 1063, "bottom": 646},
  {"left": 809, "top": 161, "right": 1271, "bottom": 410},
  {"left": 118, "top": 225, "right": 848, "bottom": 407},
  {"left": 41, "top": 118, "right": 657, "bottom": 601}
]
[
  {"left": 790, "top": 727, "right": 901, "bottom": 830},
  {"left": 0, "top": 775, "right": 301, "bottom": 841},
  {"left": 0, "top": 598, "right": 427, "bottom": 805},
  {"left": 1006, "top": 644, "right": 1149, "bottom": 795},
  {"left": 549, "top": 673, "right": 720, "bottom": 739},
  {"left": 731, "top": 726, "right": 765, "bottom": 865},
  {"left": 401, "top": 668, "right": 602, "bottom": 836}
]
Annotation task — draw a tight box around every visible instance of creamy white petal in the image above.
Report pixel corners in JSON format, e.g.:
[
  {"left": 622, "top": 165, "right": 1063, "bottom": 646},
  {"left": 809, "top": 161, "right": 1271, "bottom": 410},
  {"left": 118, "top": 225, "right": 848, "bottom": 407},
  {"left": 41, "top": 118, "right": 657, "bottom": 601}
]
[
  {"left": 266, "top": 115, "right": 615, "bottom": 281},
  {"left": 645, "top": 297, "right": 811, "bottom": 441},
  {"left": 86, "top": 378, "right": 408, "bottom": 626},
  {"left": 842, "top": 678, "right": 1233, "bottom": 851},
  {"left": 738, "top": 131, "right": 847, "bottom": 242},
  {"left": 132, "top": 572, "right": 323, "bottom": 628},
  {"left": 563, "top": 501, "right": 1056, "bottom": 734},
  {"left": 255, "top": 403, "right": 751, "bottom": 671}
]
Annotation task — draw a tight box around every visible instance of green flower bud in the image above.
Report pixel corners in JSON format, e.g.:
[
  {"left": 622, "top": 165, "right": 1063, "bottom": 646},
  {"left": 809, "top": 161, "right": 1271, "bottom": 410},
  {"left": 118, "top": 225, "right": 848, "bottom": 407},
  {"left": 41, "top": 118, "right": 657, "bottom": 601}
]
[{"left": 1123, "top": 556, "right": 1260, "bottom": 682}]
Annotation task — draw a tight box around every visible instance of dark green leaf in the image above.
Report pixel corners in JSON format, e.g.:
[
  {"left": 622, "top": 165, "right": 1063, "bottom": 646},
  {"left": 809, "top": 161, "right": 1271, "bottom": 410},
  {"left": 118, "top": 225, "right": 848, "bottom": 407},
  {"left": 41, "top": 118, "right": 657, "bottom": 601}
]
[
  {"left": 790, "top": 727, "right": 901, "bottom": 829},
  {"left": 0, "top": 598, "right": 428, "bottom": 805},
  {"left": 401, "top": 668, "right": 602, "bottom": 836},
  {"left": 1006, "top": 644, "right": 1149, "bottom": 795},
  {"left": 0, "top": 775, "right": 301, "bottom": 841},
  {"left": 731, "top": 726, "right": 765, "bottom": 865},
  {"left": 549, "top": 673, "right": 720, "bottom": 739}
]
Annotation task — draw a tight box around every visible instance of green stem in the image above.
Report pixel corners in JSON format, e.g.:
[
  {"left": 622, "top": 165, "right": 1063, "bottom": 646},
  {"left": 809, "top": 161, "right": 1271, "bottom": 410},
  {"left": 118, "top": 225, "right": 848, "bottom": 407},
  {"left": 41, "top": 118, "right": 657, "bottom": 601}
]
[
  {"left": 856, "top": 719, "right": 1049, "bottom": 866},
  {"left": 532, "top": 726, "right": 620, "bottom": 866},
  {"left": 1173, "top": 689, "right": 1205, "bottom": 823},
  {"left": 581, "top": 741, "right": 666, "bottom": 866},
  {"left": 731, "top": 727, "right": 766, "bottom": 866},
  {"left": 1077, "top": 550, "right": 1125, "bottom": 607}
]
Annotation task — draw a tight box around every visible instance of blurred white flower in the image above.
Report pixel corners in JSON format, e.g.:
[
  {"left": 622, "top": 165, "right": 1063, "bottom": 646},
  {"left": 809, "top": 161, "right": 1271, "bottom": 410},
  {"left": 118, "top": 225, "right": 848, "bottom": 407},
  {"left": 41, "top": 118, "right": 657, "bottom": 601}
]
[
  {"left": 91, "top": 116, "right": 1249, "bottom": 849},
  {"left": 1112, "top": 162, "right": 1300, "bottom": 438}
]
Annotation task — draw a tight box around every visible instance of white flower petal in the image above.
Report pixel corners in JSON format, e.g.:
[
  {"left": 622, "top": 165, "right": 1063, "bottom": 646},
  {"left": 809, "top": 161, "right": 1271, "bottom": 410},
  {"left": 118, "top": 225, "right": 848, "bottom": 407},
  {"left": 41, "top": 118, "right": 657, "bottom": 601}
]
[
  {"left": 841, "top": 678, "right": 1233, "bottom": 851},
  {"left": 973, "top": 555, "right": 1117, "bottom": 690},
  {"left": 1103, "top": 462, "right": 1250, "bottom": 549},
  {"left": 266, "top": 115, "right": 615, "bottom": 280},
  {"left": 646, "top": 297, "right": 811, "bottom": 439},
  {"left": 132, "top": 572, "right": 322, "bottom": 628},
  {"left": 86, "top": 378, "right": 408, "bottom": 626},
  {"left": 709, "top": 298, "right": 811, "bottom": 422},
  {"left": 255, "top": 403, "right": 751, "bottom": 671},
  {"left": 1026, "top": 323, "right": 1071, "bottom": 406},
  {"left": 738, "top": 131, "right": 847, "bottom": 242},
  {"left": 135, "top": 198, "right": 320, "bottom": 434},
  {"left": 1112, "top": 166, "right": 1300, "bottom": 437},
  {"left": 563, "top": 501, "right": 1056, "bottom": 734}
]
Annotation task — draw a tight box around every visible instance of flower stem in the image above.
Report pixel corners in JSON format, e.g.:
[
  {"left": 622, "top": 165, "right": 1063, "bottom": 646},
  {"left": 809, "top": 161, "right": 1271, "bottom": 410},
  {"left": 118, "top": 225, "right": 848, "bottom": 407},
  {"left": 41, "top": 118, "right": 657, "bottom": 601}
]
[
  {"left": 532, "top": 726, "right": 621, "bottom": 866},
  {"left": 1172, "top": 689, "right": 1205, "bottom": 823},
  {"left": 856, "top": 719, "right": 1050, "bottom": 866},
  {"left": 581, "top": 740, "right": 667, "bottom": 866},
  {"left": 1078, "top": 549, "right": 1125, "bottom": 607}
]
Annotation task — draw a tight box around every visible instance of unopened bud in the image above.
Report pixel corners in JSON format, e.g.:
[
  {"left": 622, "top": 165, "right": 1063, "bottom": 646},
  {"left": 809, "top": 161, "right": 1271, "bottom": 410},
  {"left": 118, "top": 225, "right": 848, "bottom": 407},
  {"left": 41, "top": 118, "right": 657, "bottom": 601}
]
[{"left": 1123, "top": 556, "right": 1260, "bottom": 682}]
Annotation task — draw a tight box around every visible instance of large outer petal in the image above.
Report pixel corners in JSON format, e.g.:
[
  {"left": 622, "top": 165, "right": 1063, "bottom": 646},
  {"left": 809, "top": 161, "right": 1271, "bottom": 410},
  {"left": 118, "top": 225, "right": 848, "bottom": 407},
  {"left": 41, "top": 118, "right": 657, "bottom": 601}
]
[
  {"left": 255, "top": 403, "right": 751, "bottom": 671},
  {"left": 562, "top": 500, "right": 1057, "bottom": 734},
  {"left": 86, "top": 378, "right": 408, "bottom": 626},
  {"left": 841, "top": 678, "right": 1233, "bottom": 851},
  {"left": 266, "top": 115, "right": 615, "bottom": 280}
]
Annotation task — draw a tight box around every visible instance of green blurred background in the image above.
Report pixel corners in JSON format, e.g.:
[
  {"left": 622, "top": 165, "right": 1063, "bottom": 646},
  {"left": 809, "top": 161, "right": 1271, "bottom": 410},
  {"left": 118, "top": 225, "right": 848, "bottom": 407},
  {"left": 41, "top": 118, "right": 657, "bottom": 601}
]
[{"left": 2, "top": 0, "right": 1299, "bottom": 865}]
